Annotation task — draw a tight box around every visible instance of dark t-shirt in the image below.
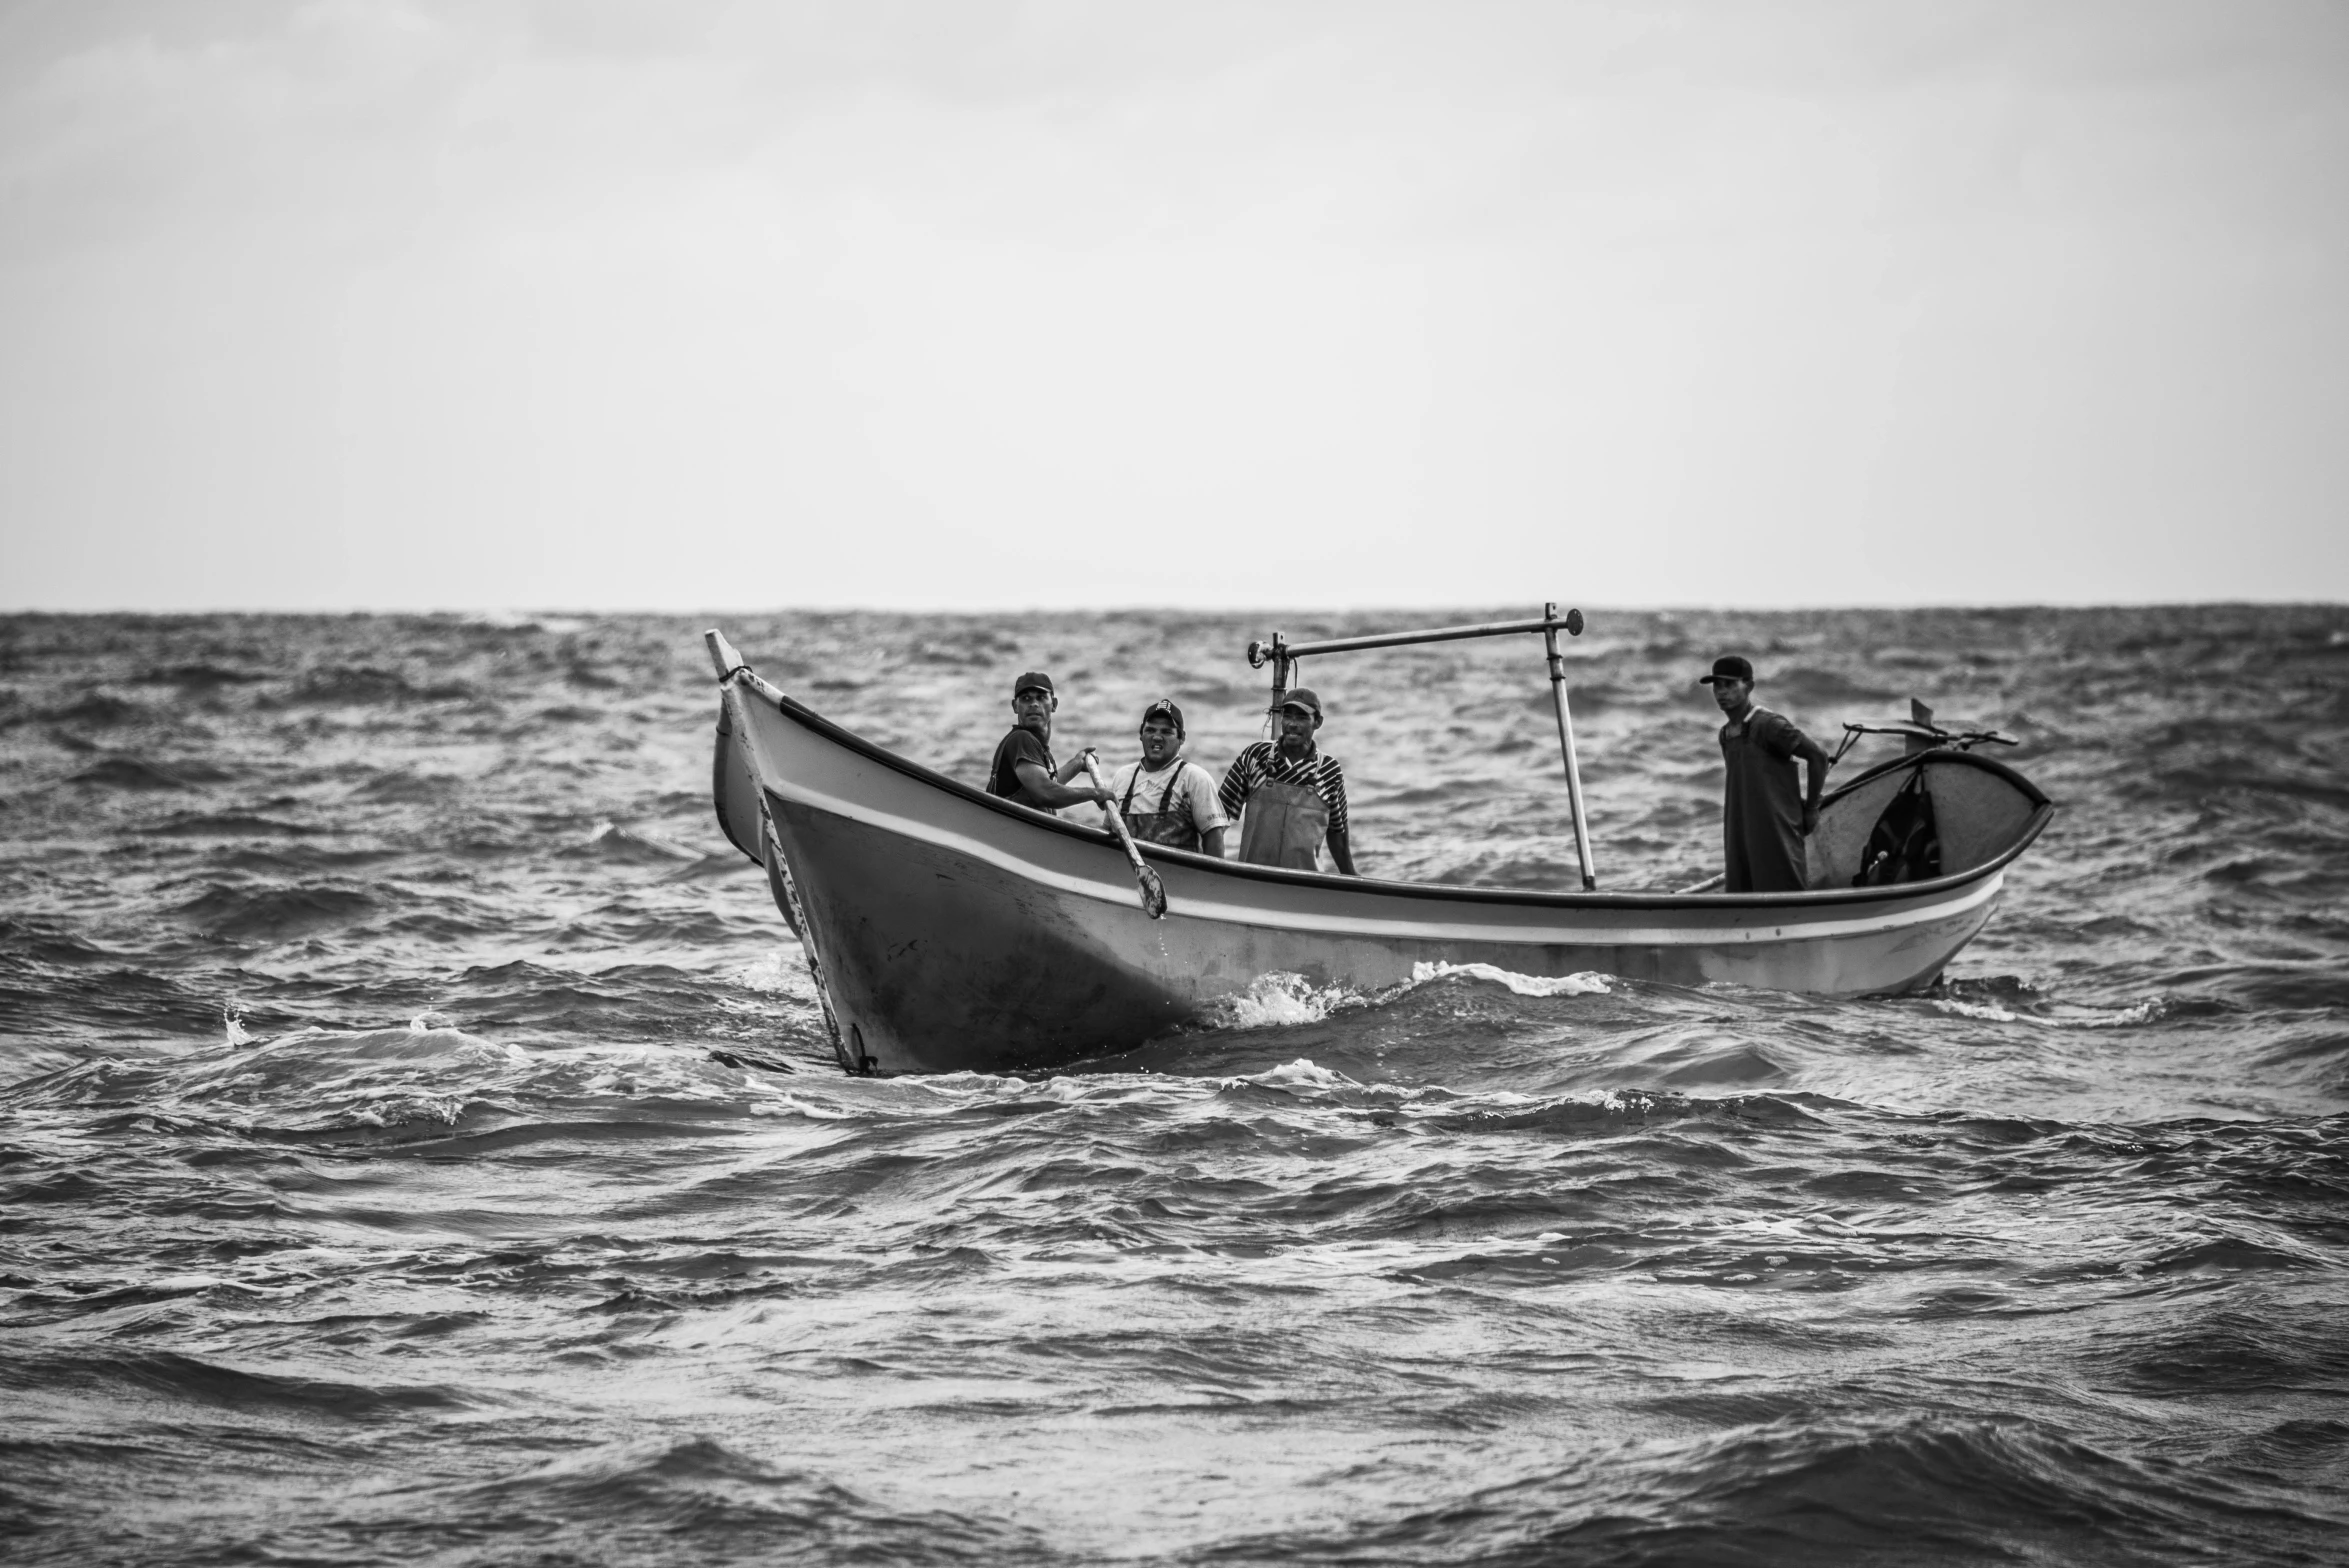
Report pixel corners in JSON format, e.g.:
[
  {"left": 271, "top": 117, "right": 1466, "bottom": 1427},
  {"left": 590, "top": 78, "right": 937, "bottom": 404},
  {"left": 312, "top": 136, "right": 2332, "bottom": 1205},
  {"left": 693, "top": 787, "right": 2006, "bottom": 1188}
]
[{"left": 987, "top": 727, "right": 1057, "bottom": 806}]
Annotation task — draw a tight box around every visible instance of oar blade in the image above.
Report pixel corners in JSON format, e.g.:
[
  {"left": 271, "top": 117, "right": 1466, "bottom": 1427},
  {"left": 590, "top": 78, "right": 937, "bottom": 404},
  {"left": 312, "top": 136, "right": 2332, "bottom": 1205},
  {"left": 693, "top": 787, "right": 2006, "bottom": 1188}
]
[{"left": 1139, "top": 867, "right": 1168, "bottom": 920}]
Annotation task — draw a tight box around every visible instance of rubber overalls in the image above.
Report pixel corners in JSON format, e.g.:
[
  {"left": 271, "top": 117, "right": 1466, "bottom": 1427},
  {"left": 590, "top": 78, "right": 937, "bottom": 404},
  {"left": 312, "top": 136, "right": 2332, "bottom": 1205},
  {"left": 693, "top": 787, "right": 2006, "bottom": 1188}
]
[
  {"left": 1237, "top": 766, "right": 1328, "bottom": 870},
  {"left": 1119, "top": 763, "right": 1203, "bottom": 852}
]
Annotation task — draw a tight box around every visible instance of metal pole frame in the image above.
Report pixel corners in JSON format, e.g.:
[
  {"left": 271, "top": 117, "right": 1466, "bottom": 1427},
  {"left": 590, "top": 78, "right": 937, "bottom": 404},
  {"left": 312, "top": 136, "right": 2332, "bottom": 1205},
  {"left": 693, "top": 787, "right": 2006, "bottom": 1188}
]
[
  {"left": 1542, "top": 602, "right": 1598, "bottom": 890},
  {"left": 1244, "top": 606, "right": 1598, "bottom": 887}
]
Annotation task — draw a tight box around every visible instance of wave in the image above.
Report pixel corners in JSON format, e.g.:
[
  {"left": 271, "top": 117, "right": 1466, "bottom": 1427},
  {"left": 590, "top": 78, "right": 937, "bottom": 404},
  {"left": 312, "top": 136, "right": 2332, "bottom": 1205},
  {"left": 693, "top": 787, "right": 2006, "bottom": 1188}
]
[
  {"left": 570, "top": 822, "right": 702, "bottom": 864},
  {"left": 288, "top": 665, "right": 478, "bottom": 706},
  {"left": 40, "top": 693, "right": 145, "bottom": 726},
  {"left": 173, "top": 884, "right": 374, "bottom": 943},
  {"left": 0, "top": 1349, "right": 477, "bottom": 1418},
  {"left": 1190, "top": 963, "right": 1611, "bottom": 1034},
  {"left": 1409, "top": 961, "right": 1611, "bottom": 999},
  {"left": 130, "top": 661, "right": 269, "bottom": 692},
  {"left": 145, "top": 811, "right": 318, "bottom": 838},
  {"left": 1192, "top": 972, "right": 1369, "bottom": 1030},
  {"left": 1229, "top": 1411, "right": 2344, "bottom": 1565},
  {"left": 440, "top": 1437, "right": 1049, "bottom": 1562},
  {"left": 68, "top": 756, "right": 229, "bottom": 790}
]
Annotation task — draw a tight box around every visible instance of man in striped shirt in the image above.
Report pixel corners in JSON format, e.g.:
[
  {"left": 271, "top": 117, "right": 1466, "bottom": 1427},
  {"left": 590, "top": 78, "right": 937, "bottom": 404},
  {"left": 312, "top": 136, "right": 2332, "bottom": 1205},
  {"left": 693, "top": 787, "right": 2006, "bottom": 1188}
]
[{"left": 1218, "top": 688, "right": 1357, "bottom": 875}]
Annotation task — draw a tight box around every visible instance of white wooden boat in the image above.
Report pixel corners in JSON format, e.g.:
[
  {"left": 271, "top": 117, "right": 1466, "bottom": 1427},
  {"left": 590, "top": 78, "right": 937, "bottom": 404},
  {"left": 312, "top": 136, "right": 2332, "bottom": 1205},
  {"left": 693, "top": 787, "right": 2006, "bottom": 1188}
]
[{"left": 705, "top": 628, "right": 2053, "bottom": 1075}]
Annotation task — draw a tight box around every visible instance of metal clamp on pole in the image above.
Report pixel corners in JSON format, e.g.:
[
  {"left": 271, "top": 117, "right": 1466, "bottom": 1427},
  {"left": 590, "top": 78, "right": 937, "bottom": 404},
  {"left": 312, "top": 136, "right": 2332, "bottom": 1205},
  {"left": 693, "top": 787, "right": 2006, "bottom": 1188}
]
[
  {"left": 1542, "top": 602, "right": 1597, "bottom": 890},
  {"left": 1245, "top": 633, "right": 1293, "bottom": 739}
]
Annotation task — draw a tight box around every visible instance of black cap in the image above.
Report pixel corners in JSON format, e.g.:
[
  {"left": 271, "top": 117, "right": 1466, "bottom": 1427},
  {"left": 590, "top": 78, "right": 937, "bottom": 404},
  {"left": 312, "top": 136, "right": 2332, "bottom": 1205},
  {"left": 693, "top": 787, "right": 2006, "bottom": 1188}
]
[
  {"left": 1278, "top": 687, "right": 1324, "bottom": 719},
  {"left": 1696, "top": 655, "right": 1755, "bottom": 687},
  {"left": 1013, "top": 671, "right": 1055, "bottom": 698},
  {"left": 1140, "top": 698, "right": 1185, "bottom": 734}
]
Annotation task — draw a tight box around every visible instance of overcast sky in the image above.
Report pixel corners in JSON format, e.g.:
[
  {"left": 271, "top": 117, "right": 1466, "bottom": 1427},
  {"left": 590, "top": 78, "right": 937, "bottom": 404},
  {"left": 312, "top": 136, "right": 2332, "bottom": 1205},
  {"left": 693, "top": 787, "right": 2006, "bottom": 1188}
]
[{"left": 2, "top": 0, "right": 2344, "bottom": 611}]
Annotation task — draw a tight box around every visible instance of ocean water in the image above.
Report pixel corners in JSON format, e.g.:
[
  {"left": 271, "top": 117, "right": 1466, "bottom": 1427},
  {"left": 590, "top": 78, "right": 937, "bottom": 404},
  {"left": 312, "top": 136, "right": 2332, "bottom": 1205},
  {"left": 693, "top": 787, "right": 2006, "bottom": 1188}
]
[{"left": 2, "top": 605, "right": 2345, "bottom": 1566}]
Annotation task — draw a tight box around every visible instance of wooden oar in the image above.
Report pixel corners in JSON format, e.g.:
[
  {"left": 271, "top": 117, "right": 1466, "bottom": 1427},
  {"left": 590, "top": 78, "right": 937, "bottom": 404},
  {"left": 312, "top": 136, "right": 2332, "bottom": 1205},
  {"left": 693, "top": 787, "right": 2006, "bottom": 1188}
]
[{"left": 1084, "top": 755, "right": 1169, "bottom": 919}]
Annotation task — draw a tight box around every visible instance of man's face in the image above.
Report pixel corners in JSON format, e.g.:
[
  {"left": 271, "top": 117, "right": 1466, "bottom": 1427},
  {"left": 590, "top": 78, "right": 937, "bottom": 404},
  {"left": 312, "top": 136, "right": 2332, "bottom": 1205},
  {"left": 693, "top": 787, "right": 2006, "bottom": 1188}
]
[
  {"left": 1012, "top": 688, "right": 1056, "bottom": 735},
  {"left": 1710, "top": 677, "right": 1751, "bottom": 715},
  {"left": 1276, "top": 705, "right": 1318, "bottom": 754},
  {"left": 1139, "top": 718, "right": 1180, "bottom": 767}
]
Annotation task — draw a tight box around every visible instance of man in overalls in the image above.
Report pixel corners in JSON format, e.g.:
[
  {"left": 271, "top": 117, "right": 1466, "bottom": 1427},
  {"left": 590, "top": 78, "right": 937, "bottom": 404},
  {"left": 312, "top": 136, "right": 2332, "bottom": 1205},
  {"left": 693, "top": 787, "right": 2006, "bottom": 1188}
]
[
  {"left": 1217, "top": 688, "right": 1358, "bottom": 874},
  {"left": 1698, "top": 655, "right": 1829, "bottom": 893},
  {"left": 1101, "top": 699, "right": 1228, "bottom": 856},
  {"left": 985, "top": 671, "right": 1113, "bottom": 814}
]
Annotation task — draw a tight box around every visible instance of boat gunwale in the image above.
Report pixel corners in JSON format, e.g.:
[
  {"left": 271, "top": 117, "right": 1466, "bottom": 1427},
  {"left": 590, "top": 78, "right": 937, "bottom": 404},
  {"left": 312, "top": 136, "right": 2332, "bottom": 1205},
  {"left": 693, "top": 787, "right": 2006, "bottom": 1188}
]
[{"left": 731, "top": 674, "right": 2054, "bottom": 914}]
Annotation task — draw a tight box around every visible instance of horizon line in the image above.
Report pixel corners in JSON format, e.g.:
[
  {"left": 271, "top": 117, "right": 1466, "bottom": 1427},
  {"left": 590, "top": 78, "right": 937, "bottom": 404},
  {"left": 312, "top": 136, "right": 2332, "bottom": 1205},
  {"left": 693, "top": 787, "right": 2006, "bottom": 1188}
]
[{"left": 3, "top": 597, "right": 2345, "bottom": 620}]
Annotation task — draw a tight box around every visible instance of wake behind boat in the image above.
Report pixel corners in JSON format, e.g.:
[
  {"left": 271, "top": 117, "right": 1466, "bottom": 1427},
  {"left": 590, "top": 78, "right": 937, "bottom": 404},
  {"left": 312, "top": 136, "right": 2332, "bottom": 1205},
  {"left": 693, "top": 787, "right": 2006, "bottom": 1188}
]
[{"left": 706, "top": 619, "right": 2053, "bottom": 1075}]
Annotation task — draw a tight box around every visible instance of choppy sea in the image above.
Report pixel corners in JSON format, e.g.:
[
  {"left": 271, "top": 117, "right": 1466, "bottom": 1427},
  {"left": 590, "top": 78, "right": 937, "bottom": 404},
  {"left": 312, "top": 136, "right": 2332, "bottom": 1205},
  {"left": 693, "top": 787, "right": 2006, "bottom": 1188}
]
[{"left": 3, "top": 606, "right": 2346, "bottom": 1566}]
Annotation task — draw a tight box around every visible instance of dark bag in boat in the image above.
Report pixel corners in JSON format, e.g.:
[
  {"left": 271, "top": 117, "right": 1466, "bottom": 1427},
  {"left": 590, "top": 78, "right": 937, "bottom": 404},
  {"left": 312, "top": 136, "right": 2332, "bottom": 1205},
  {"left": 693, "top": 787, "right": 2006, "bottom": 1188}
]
[{"left": 1855, "top": 767, "right": 1941, "bottom": 887}]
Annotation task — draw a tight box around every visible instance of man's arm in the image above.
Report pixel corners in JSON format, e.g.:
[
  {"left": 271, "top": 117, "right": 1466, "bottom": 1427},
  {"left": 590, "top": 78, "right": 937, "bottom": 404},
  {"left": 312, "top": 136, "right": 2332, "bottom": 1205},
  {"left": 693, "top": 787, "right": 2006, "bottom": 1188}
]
[
  {"left": 1215, "top": 750, "right": 1253, "bottom": 821},
  {"left": 1053, "top": 751, "right": 1092, "bottom": 785},
  {"left": 1322, "top": 762, "right": 1357, "bottom": 876},
  {"left": 1794, "top": 732, "right": 1830, "bottom": 836},
  {"left": 1184, "top": 764, "right": 1232, "bottom": 859},
  {"left": 1326, "top": 827, "right": 1357, "bottom": 876},
  {"left": 1015, "top": 758, "right": 1110, "bottom": 810}
]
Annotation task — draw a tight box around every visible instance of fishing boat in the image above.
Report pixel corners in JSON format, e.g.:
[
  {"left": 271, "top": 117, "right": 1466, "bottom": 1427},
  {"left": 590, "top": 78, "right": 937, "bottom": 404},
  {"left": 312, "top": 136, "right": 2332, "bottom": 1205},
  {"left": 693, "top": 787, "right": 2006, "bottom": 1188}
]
[{"left": 705, "top": 616, "right": 2052, "bottom": 1075}]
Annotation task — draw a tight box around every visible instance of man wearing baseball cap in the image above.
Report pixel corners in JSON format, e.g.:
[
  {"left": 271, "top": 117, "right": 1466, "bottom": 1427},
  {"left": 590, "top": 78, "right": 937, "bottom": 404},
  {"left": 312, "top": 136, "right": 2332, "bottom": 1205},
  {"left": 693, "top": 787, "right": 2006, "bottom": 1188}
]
[
  {"left": 1217, "top": 687, "right": 1357, "bottom": 875},
  {"left": 1102, "top": 698, "right": 1229, "bottom": 856},
  {"left": 1697, "top": 655, "right": 1830, "bottom": 893},
  {"left": 985, "top": 671, "right": 1113, "bottom": 814}
]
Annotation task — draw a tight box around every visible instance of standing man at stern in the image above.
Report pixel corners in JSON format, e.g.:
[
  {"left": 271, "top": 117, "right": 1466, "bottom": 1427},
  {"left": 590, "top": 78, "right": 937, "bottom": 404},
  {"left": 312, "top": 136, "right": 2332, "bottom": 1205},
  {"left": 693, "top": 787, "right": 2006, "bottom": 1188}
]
[
  {"left": 1106, "top": 699, "right": 1228, "bottom": 855},
  {"left": 1698, "top": 655, "right": 1830, "bottom": 893},
  {"left": 987, "top": 672, "right": 1113, "bottom": 813},
  {"left": 1219, "top": 688, "right": 1357, "bottom": 874}
]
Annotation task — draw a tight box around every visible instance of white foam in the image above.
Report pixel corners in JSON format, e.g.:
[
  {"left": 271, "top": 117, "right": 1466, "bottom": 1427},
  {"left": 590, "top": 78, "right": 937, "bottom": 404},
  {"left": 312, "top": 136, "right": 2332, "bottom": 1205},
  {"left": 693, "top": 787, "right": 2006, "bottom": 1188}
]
[
  {"left": 1206, "top": 972, "right": 1359, "bottom": 1029},
  {"left": 2074, "top": 999, "right": 2168, "bottom": 1029},
  {"left": 1931, "top": 996, "right": 2167, "bottom": 1029},
  {"left": 1932, "top": 997, "right": 2021, "bottom": 1022},
  {"left": 1409, "top": 961, "right": 1612, "bottom": 998},
  {"left": 731, "top": 950, "right": 802, "bottom": 995},
  {"left": 745, "top": 1092, "right": 851, "bottom": 1120},
  {"left": 1254, "top": 1057, "right": 1356, "bottom": 1090}
]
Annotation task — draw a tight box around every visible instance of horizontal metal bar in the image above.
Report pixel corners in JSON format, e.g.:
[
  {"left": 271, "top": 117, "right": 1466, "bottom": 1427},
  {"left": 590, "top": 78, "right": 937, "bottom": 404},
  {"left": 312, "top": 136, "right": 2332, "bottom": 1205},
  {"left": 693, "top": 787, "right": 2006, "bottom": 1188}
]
[{"left": 1273, "top": 613, "right": 1581, "bottom": 661}]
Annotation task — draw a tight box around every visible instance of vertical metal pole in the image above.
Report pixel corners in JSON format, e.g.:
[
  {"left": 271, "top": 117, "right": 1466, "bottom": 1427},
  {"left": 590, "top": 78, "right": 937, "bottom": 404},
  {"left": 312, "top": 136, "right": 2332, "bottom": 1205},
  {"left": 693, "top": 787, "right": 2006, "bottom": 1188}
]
[
  {"left": 1542, "top": 602, "right": 1598, "bottom": 891},
  {"left": 1265, "top": 633, "right": 1291, "bottom": 742}
]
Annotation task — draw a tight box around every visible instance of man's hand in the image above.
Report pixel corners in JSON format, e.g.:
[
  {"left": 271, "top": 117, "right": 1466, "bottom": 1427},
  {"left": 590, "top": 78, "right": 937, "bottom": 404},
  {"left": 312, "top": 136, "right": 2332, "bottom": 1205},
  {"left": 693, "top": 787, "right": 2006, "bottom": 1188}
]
[
  {"left": 1327, "top": 827, "right": 1358, "bottom": 877},
  {"left": 1794, "top": 731, "right": 1830, "bottom": 839}
]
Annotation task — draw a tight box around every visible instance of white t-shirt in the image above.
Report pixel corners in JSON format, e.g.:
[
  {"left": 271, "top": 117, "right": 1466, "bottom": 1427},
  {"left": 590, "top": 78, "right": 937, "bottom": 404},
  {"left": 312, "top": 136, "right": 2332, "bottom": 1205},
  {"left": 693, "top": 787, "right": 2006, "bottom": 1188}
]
[{"left": 1103, "top": 757, "right": 1230, "bottom": 839}]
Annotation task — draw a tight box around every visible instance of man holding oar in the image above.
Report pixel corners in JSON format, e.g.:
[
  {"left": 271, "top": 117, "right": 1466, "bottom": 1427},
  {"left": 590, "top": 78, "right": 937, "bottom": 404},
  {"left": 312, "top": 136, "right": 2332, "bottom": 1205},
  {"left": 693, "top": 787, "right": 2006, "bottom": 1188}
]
[
  {"left": 1219, "top": 688, "right": 1357, "bottom": 874},
  {"left": 986, "top": 671, "right": 1113, "bottom": 814},
  {"left": 1698, "top": 654, "right": 1830, "bottom": 893}
]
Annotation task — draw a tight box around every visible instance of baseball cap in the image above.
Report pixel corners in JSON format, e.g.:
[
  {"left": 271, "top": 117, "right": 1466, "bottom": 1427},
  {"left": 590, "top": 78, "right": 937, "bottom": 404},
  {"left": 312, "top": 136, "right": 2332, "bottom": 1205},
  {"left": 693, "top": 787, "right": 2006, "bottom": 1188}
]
[
  {"left": 1012, "top": 671, "right": 1055, "bottom": 698},
  {"left": 1277, "top": 687, "right": 1324, "bottom": 719},
  {"left": 1140, "top": 697, "right": 1185, "bottom": 733},
  {"left": 1695, "top": 655, "right": 1755, "bottom": 687}
]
